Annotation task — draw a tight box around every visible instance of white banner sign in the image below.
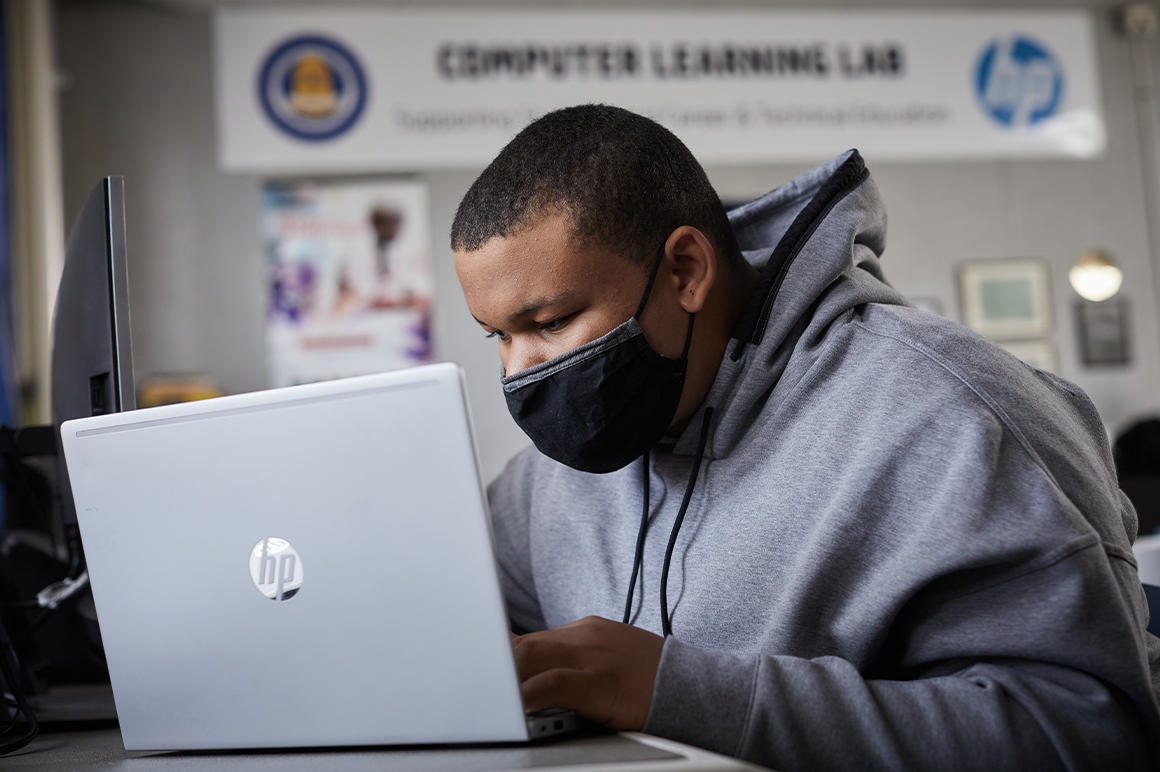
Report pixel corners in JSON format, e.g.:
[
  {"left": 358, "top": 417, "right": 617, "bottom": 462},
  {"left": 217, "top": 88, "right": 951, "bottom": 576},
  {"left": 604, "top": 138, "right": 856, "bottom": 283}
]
[{"left": 214, "top": 9, "right": 1104, "bottom": 171}]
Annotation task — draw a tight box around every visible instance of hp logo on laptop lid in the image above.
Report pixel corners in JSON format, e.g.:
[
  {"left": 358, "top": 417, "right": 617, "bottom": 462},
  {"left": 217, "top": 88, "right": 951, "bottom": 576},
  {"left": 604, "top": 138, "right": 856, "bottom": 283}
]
[{"left": 249, "top": 537, "right": 304, "bottom": 601}]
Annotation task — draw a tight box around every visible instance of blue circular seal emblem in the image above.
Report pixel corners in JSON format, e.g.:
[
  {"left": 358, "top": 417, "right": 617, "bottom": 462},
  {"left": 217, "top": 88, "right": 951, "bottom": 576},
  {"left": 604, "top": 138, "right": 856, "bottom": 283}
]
[
  {"left": 974, "top": 35, "right": 1064, "bottom": 128},
  {"left": 258, "top": 35, "right": 368, "bottom": 141}
]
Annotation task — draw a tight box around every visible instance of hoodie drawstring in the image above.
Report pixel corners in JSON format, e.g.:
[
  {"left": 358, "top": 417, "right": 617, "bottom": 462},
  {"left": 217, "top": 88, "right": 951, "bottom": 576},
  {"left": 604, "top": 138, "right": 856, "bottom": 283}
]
[
  {"left": 621, "top": 449, "right": 651, "bottom": 625},
  {"left": 621, "top": 407, "right": 715, "bottom": 636}
]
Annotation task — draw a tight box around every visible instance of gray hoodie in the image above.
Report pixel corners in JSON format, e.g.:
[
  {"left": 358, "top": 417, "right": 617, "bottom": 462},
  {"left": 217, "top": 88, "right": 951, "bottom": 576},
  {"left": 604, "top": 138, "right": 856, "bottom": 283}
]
[{"left": 487, "top": 151, "right": 1160, "bottom": 770}]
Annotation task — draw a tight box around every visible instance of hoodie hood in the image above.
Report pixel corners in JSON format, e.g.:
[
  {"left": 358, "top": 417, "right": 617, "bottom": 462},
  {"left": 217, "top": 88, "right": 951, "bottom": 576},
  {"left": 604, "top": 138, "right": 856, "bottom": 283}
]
[{"left": 670, "top": 149, "right": 907, "bottom": 460}]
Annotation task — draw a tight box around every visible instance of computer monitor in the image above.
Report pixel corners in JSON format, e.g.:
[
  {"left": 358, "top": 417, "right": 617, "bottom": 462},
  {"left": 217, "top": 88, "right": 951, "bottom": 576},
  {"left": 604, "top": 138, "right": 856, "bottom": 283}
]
[
  {"left": 50, "top": 176, "right": 135, "bottom": 563},
  {"left": 0, "top": 178, "right": 134, "bottom": 730}
]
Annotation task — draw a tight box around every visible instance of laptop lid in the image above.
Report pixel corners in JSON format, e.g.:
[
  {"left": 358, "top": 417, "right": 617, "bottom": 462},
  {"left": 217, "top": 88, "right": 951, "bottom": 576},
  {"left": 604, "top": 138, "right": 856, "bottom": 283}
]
[{"left": 60, "top": 363, "right": 529, "bottom": 750}]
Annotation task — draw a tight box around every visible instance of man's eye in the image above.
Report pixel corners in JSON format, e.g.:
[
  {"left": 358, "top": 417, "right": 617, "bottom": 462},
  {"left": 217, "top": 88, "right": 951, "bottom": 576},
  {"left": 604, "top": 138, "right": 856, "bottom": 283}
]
[
  {"left": 539, "top": 313, "right": 577, "bottom": 333},
  {"left": 485, "top": 330, "right": 510, "bottom": 342}
]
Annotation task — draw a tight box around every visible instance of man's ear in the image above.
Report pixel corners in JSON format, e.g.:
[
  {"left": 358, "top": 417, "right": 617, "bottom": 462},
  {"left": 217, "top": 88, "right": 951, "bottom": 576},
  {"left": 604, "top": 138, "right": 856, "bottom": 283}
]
[{"left": 663, "top": 226, "right": 717, "bottom": 314}]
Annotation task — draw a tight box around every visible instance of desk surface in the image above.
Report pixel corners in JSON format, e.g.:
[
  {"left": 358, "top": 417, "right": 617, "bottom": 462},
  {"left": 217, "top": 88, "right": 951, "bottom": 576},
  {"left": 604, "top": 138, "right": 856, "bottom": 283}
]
[{"left": 7, "top": 728, "right": 764, "bottom": 771}]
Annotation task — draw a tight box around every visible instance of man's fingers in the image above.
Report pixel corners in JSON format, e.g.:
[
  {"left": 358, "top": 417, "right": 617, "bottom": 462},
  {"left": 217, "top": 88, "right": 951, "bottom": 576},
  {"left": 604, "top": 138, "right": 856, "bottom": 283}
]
[
  {"left": 520, "top": 667, "right": 608, "bottom": 723},
  {"left": 512, "top": 635, "right": 587, "bottom": 681},
  {"left": 513, "top": 618, "right": 663, "bottom": 731},
  {"left": 547, "top": 615, "right": 614, "bottom": 642}
]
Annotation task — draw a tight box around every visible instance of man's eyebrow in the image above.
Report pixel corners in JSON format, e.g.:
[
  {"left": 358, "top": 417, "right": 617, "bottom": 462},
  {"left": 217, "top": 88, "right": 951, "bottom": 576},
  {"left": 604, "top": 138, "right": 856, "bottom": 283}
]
[
  {"left": 510, "top": 292, "right": 575, "bottom": 321},
  {"left": 470, "top": 292, "right": 577, "bottom": 330}
]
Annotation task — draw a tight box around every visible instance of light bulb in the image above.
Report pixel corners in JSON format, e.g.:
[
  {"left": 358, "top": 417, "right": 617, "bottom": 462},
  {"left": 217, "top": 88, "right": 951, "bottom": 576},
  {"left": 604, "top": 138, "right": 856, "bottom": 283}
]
[{"left": 1068, "top": 250, "right": 1122, "bottom": 302}]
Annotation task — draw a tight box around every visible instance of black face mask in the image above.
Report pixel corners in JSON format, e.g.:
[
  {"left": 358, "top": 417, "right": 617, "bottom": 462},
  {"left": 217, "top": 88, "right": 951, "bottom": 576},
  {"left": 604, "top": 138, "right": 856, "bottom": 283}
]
[{"left": 501, "top": 245, "right": 695, "bottom": 474}]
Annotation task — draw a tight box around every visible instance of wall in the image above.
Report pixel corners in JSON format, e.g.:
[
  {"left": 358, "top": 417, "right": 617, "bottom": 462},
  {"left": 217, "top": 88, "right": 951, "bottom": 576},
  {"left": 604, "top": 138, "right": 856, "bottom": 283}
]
[{"left": 54, "top": 1, "right": 1160, "bottom": 482}]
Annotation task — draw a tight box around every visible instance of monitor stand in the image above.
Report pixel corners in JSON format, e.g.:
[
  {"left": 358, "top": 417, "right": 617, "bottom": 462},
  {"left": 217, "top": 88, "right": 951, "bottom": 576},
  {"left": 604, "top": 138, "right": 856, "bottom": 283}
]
[
  {"left": 2, "top": 424, "right": 113, "bottom": 726},
  {"left": 28, "top": 682, "right": 116, "bottom": 724},
  {"left": 0, "top": 425, "right": 56, "bottom": 458}
]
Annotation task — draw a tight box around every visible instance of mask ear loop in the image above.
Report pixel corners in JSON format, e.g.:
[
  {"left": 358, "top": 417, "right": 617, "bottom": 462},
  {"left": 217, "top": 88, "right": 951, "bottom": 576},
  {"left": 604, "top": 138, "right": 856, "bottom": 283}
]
[
  {"left": 633, "top": 244, "right": 669, "bottom": 320},
  {"left": 635, "top": 243, "right": 697, "bottom": 362}
]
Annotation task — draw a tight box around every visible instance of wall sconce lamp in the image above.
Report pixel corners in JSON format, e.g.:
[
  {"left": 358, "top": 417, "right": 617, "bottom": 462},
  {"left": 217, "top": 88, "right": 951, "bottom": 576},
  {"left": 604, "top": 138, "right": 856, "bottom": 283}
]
[{"left": 1068, "top": 249, "right": 1123, "bottom": 302}]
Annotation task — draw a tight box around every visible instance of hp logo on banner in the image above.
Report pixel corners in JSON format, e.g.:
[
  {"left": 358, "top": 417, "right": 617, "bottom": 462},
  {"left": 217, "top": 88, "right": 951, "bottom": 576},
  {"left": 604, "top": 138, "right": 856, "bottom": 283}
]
[
  {"left": 249, "top": 537, "right": 304, "bottom": 601},
  {"left": 975, "top": 35, "right": 1064, "bottom": 128}
]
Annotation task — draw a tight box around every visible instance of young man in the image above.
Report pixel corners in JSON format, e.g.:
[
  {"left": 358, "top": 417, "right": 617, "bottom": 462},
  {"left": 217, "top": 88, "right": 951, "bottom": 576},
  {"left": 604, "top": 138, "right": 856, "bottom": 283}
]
[{"left": 451, "top": 105, "right": 1160, "bottom": 770}]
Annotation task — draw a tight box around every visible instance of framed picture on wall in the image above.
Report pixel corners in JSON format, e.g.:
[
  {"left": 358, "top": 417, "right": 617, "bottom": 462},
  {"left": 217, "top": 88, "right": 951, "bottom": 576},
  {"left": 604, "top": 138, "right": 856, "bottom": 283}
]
[
  {"left": 957, "top": 258, "right": 1053, "bottom": 340},
  {"left": 1075, "top": 298, "right": 1131, "bottom": 366},
  {"left": 997, "top": 339, "right": 1058, "bottom": 373}
]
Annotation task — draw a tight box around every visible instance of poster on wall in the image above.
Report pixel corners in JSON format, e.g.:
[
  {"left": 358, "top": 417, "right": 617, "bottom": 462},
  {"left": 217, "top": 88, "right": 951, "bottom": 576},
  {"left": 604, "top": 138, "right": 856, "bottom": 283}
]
[
  {"left": 263, "top": 178, "right": 432, "bottom": 387},
  {"left": 215, "top": 8, "right": 1105, "bottom": 171}
]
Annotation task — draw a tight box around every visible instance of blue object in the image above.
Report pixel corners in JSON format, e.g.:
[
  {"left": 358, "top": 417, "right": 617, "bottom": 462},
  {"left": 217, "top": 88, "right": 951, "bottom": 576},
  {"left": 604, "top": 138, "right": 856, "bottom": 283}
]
[
  {"left": 974, "top": 35, "right": 1064, "bottom": 128},
  {"left": 0, "top": 8, "right": 13, "bottom": 530},
  {"left": 1145, "top": 584, "right": 1160, "bottom": 637}
]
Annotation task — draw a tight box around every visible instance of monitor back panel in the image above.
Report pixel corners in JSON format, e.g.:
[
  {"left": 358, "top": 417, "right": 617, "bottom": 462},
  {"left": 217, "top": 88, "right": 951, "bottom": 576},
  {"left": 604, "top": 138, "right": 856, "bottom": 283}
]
[{"left": 61, "top": 364, "right": 528, "bottom": 750}]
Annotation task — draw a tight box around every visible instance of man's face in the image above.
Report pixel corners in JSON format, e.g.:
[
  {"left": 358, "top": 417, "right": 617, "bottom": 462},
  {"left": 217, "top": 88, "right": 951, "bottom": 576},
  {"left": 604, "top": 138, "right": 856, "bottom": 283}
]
[{"left": 454, "top": 211, "right": 688, "bottom": 376}]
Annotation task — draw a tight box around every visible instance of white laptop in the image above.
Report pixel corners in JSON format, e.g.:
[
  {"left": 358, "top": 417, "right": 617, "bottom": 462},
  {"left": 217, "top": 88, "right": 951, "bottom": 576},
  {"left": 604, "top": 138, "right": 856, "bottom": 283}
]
[{"left": 59, "top": 363, "right": 578, "bottom": 751}]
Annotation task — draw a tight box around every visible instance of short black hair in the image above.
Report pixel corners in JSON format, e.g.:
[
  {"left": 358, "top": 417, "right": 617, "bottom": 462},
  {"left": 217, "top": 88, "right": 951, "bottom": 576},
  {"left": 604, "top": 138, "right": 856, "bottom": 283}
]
[{"left": 451, "top": 104, "right": 741, "bottom": 268}]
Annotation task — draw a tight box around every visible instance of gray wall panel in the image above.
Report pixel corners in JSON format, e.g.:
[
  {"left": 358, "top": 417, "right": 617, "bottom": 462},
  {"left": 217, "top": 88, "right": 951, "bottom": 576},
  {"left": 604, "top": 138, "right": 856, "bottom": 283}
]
[{"left": 55, "top": 1, "right": 1160, "bottom": 482}]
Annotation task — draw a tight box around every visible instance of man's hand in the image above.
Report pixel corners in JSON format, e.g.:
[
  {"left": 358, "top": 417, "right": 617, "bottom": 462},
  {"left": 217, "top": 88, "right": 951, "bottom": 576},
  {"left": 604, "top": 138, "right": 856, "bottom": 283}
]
[{"left": 512, "top": 616, "right": 665, "bottom": 731}]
